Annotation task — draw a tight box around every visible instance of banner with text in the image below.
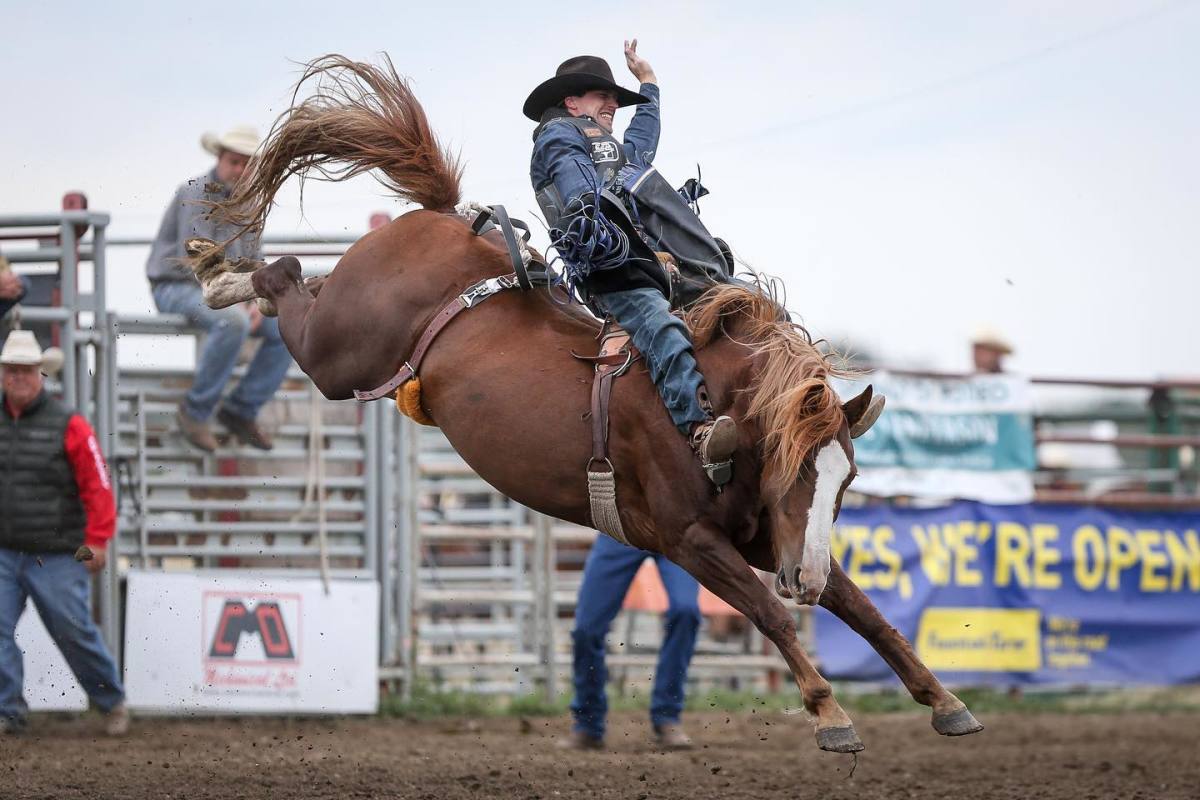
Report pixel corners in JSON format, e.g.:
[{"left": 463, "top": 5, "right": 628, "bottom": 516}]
[
  {"left": 834, "top": 372, "right": 1037, "bottom": 504},
  {"left": 124, "top": 572, "right": 379, "bottom": 713},
  {"left": 815, "top": 502, "right": 1200, "bottom": 685}
]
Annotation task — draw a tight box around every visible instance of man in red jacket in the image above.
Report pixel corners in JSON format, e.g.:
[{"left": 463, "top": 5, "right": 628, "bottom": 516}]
[{"left": 0, "top": 330, "right": 128, "bottom": 736}]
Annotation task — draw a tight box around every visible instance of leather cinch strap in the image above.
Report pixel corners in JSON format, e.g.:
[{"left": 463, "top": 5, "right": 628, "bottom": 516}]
[{"left": 353, "top": 274, "right": 520, "bottom": 402}]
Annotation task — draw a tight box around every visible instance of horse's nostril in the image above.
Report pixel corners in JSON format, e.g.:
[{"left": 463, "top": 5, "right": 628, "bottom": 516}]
[{"left": 794, "top": 565, "right": 804, "bottom": 589}]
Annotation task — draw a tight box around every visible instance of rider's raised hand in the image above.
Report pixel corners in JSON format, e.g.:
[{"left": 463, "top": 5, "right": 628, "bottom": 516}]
[{"left": 624, "top": 39, "right": 657, "bottom": 85}]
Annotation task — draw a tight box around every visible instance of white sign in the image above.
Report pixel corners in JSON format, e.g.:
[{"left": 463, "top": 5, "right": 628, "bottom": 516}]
[
  {"left": 124, "top": 571, "right": 379, "bottom": 714},
  {"left": 15, "top": 600, "right": 89, "bottom": 711}
]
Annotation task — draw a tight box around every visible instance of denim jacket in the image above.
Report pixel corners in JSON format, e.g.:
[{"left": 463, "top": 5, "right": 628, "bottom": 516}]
[{"left": 529, "top": 82, "right": 661, "bottom": 209}]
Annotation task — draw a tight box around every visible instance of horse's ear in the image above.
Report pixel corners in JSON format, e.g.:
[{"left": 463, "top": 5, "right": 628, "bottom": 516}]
[{"left": 843, "top": 384, "right": 885, "bottom": 439}]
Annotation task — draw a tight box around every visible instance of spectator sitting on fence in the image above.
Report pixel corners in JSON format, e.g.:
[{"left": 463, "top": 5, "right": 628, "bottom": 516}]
[
  {"left": 145, "top": 124, "right": 292, "bottom": 453},
  {"left": 971, "top": 325, "right": 1013, "bottom": 374},
  {"left": 0, "top": 255, "right": 31, "bottom": 339},
  {"left": 0, "top": 330, "right": 129, "bottom": 737}
]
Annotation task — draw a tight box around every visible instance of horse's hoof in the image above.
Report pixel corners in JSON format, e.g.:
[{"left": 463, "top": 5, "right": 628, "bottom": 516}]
[
  {"left": 202, "top": 271, "right": 258, "bottom": 310},
  {"left": 816, "top": 725, "right": 865, "bottom": 753},
  {"left": 184, "top": 237, "right": 219, "bottom": 259},
  {"left": 932, "top": 707, "right": 984, "bottom": 737}
]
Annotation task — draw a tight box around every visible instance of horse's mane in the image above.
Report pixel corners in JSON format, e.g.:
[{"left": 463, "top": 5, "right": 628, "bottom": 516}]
[
  {"left": 685, "top": 281, "right": 848, "bottom": 495},
  {"left": 212, "top": 54, "right": 462, "bottom": 238}
]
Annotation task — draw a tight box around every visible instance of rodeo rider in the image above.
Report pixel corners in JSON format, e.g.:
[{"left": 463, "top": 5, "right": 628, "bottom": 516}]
[
  {"left": 526, "top": 40, "right": 709, "bottom": 752},
  {"left": 525, "top": 39, "right": 739, "bottom": 488}
]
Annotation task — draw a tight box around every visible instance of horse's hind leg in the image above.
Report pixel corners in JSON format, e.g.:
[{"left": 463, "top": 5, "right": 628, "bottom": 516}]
[
  {"left": 819, "top": 559, "right": 983, "bottom": 737},
  {"left": 669, "top": 522, "right": 863, "bottom": 753},
  {"left": 249, "top": 256, "right": 327, "bottom": 384}
]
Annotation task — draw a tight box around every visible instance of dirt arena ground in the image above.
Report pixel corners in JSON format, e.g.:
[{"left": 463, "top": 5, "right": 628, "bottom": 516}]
[{"left": 1, "top": 710, "right": 1196, "bottom": 799}]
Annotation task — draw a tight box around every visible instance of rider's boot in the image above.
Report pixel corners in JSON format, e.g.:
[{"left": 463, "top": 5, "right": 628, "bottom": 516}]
[{"left": 688, "top": 386, "right": 737, "bottom": 487}]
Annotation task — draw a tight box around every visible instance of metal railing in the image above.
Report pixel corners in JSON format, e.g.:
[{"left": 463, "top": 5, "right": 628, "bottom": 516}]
[{"left": 12, "top": 200, "right": 1192, "bottom": 704}]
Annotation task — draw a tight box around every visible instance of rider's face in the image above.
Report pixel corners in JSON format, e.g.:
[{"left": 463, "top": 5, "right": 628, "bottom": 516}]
[{"left": 565, "top": 89, "right": 619, "bottom": 132}]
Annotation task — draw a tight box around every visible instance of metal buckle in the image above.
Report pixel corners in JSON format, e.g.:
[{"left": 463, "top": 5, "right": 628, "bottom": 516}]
[{"left": 458, "top": 276, "right": 505, "bottom": 308}]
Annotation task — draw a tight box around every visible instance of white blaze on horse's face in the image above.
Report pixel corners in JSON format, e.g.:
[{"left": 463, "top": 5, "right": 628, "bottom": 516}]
[{"left": 793, "top": 440, "right": 851, "bottom": 605}]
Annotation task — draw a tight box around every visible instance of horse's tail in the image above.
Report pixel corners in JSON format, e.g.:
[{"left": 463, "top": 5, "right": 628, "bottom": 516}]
[
  {"left": 685, "top": 281, "right": 848, "bottom": 496},
  {"left": 210, "top": 54, "right": 462, "bottom": 239}
]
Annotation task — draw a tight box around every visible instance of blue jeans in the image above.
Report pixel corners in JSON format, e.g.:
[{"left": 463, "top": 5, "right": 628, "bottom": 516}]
[
  {"left": 151, "top": 280, "right": 293, "bottom": 421},
  {"left": 0, "top": 549, "right": 125, "bottom": 722},
  {"left": 570, "top": 535, "right": 701, "bottom": 739},
  {"left": 591, "top": 287, "right": 707, "bottom": 434}
]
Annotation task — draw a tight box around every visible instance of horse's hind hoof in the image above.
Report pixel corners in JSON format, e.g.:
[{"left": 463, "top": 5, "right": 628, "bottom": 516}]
[
  {"left": 184, "top": 237, "right": 224, "bottom": 273},
  {"left": 932, "top": 707, "right": 984, "bottom": 737},
  {"left": 201, "top": 271, "right": 258, "bottom": 310},
  {"left": 816, "top": 725, "right": 864, "bottom": 753}
]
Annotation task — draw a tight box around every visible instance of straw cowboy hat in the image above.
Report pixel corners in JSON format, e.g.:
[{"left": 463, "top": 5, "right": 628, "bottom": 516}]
[
  {"left": 200, "top": 124, "right": 262, "bottom": 157},
  {"left": 523, "top": 55, "right": 650, "bottom": 121},
  {"left": 971, "top": 325, "right": 1014, "bottom": 355},
  {"left": 0, "top": 330, "right": 64, "bottom": 375}
]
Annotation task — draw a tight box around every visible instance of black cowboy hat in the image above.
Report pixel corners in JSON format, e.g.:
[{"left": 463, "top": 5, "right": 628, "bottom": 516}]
[{"left": 523, "top": 55, "right": 651, "bottom": 121}]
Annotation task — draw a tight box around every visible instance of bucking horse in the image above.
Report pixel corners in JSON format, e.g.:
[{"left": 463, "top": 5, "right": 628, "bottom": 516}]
[{"left": 190, "top": 54, "right": 982, "bottom": 753}]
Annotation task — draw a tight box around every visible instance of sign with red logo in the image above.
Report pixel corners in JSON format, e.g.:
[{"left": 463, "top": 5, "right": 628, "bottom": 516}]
[
  {"left": 125, "top": 572, "right": 378, "bottom": 714},
  {"left": 200, "top": 592, "right": 302, "bottom": 695},
  {"left": 204, "top": 594, "right": 300, "bottom": 663}
]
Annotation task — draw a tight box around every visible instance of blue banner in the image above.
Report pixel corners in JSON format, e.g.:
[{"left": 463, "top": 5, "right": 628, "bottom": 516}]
[{"left": 815, "top": 502, "right": 1200, "bottom": 685}]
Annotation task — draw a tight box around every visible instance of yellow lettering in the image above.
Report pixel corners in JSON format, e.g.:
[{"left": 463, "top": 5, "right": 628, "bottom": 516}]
[
  {"left": 1073, "top": 525, "right": 1105, "bottom": 591},
  {"left": 1136, "top": 530, "right": 1168, "bottom": 592},
  {"left": 1106, "top": 526, "right": 1139, "bottom": 591},
  {"left": 1164, "top": 530, "right": 1200, "bottom": 592},
  {"left": 995, "top": 522, "right": 1031, "bottom": 588},
  {"left": 1031, "top": 524, "right": 1062, "bottom": 589},
  {"left": 873, "top": 526, "right": 902, "bottom": 591},
  {"left": 911, "top": 524, "right": 951, "bottom": 586},
  {"left": 953, "top": 522, "right": 983, "bottom": 587},
  {"left": 846, "top": 526, "right": 876, "bottom": 590}
]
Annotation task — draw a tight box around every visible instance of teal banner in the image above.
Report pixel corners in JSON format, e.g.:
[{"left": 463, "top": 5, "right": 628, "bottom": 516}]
[{"left": 836, "top": 372, "right": 1037, "bottom": 503}]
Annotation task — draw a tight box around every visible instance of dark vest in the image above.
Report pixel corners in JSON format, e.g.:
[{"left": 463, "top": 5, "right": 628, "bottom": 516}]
[
  {"left": 0, "top": 390, "right": 87, "bottom": 553},
  {"left": 535, "top": 114, "right": 629, "bottom": 191},
  {"left": 533, "top": 114, "right": 667, "bottom": 297},
  {"left": 532, "top": 112, "right": 727, "bottom": 303}
]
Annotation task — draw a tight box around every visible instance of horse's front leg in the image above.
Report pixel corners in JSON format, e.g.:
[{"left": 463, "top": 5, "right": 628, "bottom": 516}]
[
  {"left": 668, "top": 522, "right": 864, "bottom": 753},
  {"left": 819, "top": 559, "right": 984, "bottom": 737}
]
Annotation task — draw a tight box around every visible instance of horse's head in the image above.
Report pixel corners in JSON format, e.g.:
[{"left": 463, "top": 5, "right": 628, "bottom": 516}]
[
  {"left": 767, "top": 384, "right": 877, "bottom": 606},
  {"left": 683, "top": 282, "right": 884, "bottom": 605}
]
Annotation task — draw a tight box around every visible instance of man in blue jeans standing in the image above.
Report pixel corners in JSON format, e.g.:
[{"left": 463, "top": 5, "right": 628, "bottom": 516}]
[
  {"left": 146, "top": 124, "right": 292, "bottom": 453},
  {"left": 562, "top": 534, "right": 701, "bottom": 750},
  {"left": 0, "top": 331, "right": 128, "bottom": 736}
]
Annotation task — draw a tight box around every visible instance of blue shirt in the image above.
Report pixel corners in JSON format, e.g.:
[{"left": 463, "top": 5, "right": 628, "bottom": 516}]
[
  {"left": 145, "top": 168, "right": 263, "bottom": 284},
  {"left": 529, "top": 82, "right": 661, "bottom": 208}
]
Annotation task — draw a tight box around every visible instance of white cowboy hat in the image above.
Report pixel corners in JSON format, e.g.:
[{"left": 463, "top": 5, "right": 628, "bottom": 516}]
[
  {"left": 200, "top": 124, "right": 261, "bottom": 157},
  {"left": 0, "top": 330, "right": 65, "bottom": 375},
  {"left": 970, "top": 325, "right": 1014, "bottom": 355}
]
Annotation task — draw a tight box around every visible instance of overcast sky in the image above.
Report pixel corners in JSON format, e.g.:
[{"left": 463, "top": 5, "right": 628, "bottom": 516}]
[{"left": 3, "top": 0, "right": 1196, "bottom": 378}]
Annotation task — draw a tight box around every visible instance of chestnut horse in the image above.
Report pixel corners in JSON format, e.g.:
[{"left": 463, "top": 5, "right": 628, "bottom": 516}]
[{"left": 199, "top": 55, "right": 981, "bottom": 752}]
